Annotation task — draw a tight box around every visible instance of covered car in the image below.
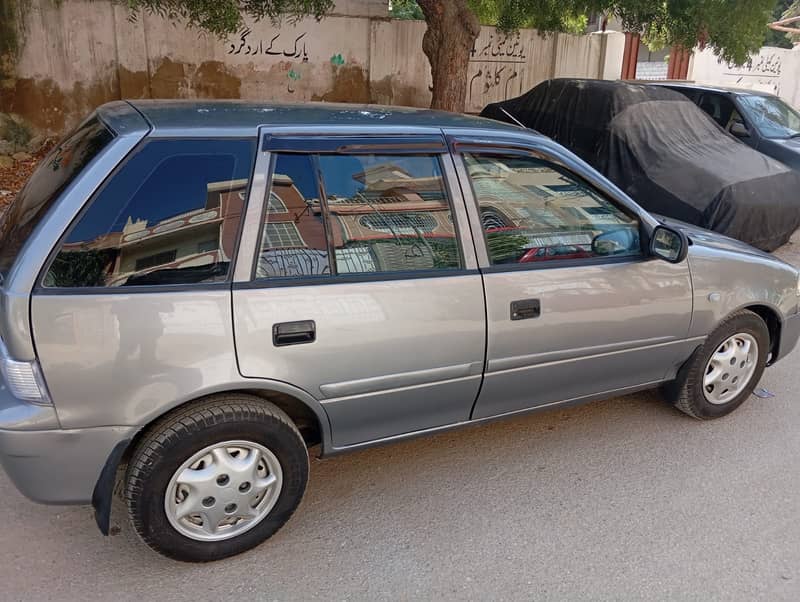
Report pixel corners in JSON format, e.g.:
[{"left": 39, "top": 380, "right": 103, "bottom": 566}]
[{"left": 480, "top": 79, "right": 800, "bottom": 251}]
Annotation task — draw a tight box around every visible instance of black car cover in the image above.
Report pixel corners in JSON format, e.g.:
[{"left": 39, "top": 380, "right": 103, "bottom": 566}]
[{"left": 481, "top": 79, "right": 800, "bottom": 251}]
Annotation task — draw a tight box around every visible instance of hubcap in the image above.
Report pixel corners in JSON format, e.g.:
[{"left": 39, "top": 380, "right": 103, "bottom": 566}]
[
  {"left": 703, "top": 333, "right": 758, "bottom": 405},
  {"left": 164, "top": 440, "right": 283, "bottom": 542}
]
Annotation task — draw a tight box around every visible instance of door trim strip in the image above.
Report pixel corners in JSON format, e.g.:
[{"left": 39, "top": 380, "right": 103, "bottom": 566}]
[
  {"left": 320, "top": 362, "right": 482, "bottom": 399},
  {"left": 487, "top": 336, "right": 707, "bottom": 374}
]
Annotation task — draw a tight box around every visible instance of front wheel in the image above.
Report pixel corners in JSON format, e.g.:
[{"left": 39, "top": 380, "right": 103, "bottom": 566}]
[
  {"left": 667, "top": 310, "right": 769, "bottom": 420},
  {"left": 124, "top": 394, "right": 308, "bottom": 562}
]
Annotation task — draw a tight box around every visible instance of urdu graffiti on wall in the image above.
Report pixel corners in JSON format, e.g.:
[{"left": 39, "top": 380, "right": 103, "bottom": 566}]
[
  {"left": 723, "top": 50, "right": 783, "bottom": 96},
  {"left": 726, "top": 52, "right": 782, "bottom": 77},
  {"left": 228, "top": 28, "right": 310, "bottom": 61},
  {"left": 471, "top": 32, "right": 527, "bottom": 62},
  {"left": 468, "top": 32, "right": 528, "bottom": 106},
  {"left": 227, "top": 28, "right": 325, "bottom": 94}
]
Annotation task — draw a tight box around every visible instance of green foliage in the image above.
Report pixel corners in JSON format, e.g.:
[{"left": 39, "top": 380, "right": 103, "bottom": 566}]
[
  {"left": 392, "top": 0, "right": 586, "bottom": 31},
  {"left": 470, "top": 0, "right": 586, "bottom": 33},
  {"left": 463, "top": 0, "right": 776, "bottom": 67},
  {"left": 389, "top": 0, "right": 424, "bottom": 20},
  {"left": 608, "top": 0, "right": 776, "bottom": 65},
  {"left": 119, "top": 0, "right": 335, "bottom": 36}
]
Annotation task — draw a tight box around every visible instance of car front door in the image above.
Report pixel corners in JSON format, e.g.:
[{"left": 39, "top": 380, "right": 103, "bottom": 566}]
[
  {"left": 450, "top": 139, "right": 696, "bottom": 419},
  {"left": 232, "top": 131, "right": 486, "bottom": 448}
]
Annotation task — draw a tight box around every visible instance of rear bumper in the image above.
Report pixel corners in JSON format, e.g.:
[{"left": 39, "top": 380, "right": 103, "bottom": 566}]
[
  {"left": 0, "top": 425, "right": 135, "bottom": 505},
  {"left": 775, "top": 312, "right": 800, "bottom": 363},
  {"left": 0, "top": 387, "right": 135, "bottom": 504}
]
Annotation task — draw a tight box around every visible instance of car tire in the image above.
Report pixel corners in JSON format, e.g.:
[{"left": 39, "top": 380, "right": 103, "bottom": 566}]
[
  {"left": 124, "top": 394, "right": 308, "bottom": 562},
  {"left": 667, "top": 310, "right": 769, "bottom": 420}
]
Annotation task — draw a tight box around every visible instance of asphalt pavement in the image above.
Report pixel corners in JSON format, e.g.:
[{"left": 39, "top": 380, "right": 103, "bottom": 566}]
[{"left": 1, "top": 243, "right": 799, "bottom": 601}]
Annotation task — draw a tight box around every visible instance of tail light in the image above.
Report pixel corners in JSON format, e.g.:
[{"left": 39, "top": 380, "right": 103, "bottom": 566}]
[{"left": 0, "top": 337, "right": 51, "bottom": 404}]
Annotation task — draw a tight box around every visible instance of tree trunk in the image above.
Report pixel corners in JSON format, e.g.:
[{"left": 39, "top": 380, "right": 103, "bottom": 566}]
[{"left": 418, "top": 0, "right": 480, "bottom": 113}]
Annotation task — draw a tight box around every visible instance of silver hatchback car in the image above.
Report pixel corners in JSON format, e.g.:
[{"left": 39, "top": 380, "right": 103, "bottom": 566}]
[{"left": 1, "top": 101, "right": 799, "bottom": 561}]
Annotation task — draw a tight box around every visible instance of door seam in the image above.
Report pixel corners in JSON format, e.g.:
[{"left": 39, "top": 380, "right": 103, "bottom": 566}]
[
  {"left": 469, "top": 267, "right": 489, "bottom": 420},
  {"left": 442, "top": 135, "right": 488, "bottom": 421}
]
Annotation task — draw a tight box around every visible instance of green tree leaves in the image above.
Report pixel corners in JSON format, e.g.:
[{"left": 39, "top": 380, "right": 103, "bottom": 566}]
[
  {"left": 119, "top": 0, "right": 335, "bottom": 36},
  {"left": 396, "top": 0, "right": 778, "bottom": 65},
  {"left": 389, "top": 0, "right": 424, "bottom": 20}
]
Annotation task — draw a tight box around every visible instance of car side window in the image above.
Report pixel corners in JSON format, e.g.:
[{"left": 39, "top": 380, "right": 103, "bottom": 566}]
[
  {"left": 44, "top": 138, "right": 255, "bottom": 288},
  {"left": 699, "top": 93, "right": 735, "bottom": 129},
  {"left": 256, "top": 154, "right": 331, "bottom": 279},
  {"left": 462, "top": 153, "right": 641, "bottom": 265},
  {"left": 318, "top": 154, "right": 461, "bottom": 274},
  {"left": 255, "top": 153, "right": 463, "bottom": 279},
  {"left": 686, "top": 90, "right": 703, "bottom": 104}
]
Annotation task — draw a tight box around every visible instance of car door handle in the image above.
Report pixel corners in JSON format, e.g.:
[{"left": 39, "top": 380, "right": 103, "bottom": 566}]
[
  {"left": 510, "top": 299, "right": 540, "bottom": 321},
  {"left": 273, "top": 320, "right": 316, "bottom": 346}
]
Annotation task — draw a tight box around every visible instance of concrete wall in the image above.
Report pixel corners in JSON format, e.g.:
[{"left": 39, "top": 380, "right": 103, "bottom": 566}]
[
  {"left": 1, "top": 0, "right": 624, "bottom": 133},
  {"left": 690, "top": 46, "right": 800, "bottom": 108},
  {"left": 372, "top": 24, "right": 625, "bottom": 114}
]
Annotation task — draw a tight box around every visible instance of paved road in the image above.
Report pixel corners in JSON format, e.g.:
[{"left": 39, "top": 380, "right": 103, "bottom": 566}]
[{"left": 2, "top": 245, "right": 800, "bottom": 601}]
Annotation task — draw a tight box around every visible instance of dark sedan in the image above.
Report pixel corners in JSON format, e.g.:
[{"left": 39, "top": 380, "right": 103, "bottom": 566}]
[
  {"left": 481, "top": 79, "right": 800, "bottom": 251},
  {"left": 654, "top": 83, "right": 800, "bottom": 171}
]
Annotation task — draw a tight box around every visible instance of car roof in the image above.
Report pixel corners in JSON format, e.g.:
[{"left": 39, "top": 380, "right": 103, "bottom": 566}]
[
  {"left": 99, "top": 99, "right": 527, "bottom": 137},
  {"left": 649, "top": 81, "right": 778, "bottom": 98}
]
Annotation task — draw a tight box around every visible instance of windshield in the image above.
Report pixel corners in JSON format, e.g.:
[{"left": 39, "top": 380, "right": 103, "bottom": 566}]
[
  {"left": 0, "top": 116, "right": 114, "bottom": 283},
  {"left": 738, "top": 94, "right": 800, "bottom": 139}
]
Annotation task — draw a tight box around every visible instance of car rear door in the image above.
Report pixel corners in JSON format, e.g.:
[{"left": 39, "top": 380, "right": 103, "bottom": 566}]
[
  {"left": 232, "top": 130, "right": 486, "bottom": 449},
  {"left": 449, "top": 136, "right": 696, "bottom": 419}
]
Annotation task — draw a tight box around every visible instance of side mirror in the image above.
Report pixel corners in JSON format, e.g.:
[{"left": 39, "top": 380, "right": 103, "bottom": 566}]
[
  {"left": 592, "top": 228, "right": 640, "bottom": 256},
  {"left": 650, "top": 226, "right": 687, "bottom": 263},
  {"left": 730, "top": 121, "right": 750, "bottom": 138}
]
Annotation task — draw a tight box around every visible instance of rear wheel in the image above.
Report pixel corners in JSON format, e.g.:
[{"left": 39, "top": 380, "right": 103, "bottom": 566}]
[
  {"left": 667, "top": 310, "right": 769, "bottom": 419},
  {"left": 125, "top": 394, "right": 308, "bottom": 562}
]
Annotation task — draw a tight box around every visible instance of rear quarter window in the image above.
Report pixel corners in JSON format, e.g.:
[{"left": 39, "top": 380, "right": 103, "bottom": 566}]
[
  {"left": 0, "top": 116, "right": 114, "bottom": 282},
  {"left": 43, "top": 138, "right": 256, "bottom": 288}
]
